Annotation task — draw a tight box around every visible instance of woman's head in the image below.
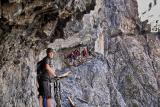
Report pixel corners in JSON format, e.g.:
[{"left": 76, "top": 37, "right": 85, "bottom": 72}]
[{"left": 46, "top": 48, "right": 55, "bottom": 58}]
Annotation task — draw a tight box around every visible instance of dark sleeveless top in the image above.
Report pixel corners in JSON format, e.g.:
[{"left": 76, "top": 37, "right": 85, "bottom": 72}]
[{"left": 41, "top": 56, "right": 54, "bottom": 81}]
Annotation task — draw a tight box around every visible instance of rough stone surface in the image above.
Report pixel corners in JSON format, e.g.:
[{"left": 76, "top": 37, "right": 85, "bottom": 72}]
[{"left": 0, "top": 0, "right": 160, "bottom": 107}]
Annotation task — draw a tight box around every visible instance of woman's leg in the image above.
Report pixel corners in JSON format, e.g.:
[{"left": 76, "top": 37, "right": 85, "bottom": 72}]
[
  {"left": 47, "top": 98, "right": 53, "bottom": 107},
  {"left": 39, "top": 96, "right": 43, "bottom": 107}
]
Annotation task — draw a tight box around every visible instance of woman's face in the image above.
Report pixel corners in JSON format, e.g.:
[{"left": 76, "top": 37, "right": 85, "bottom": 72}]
[{"left": 48, "top": 52, "right": 54, "bottom": 58}]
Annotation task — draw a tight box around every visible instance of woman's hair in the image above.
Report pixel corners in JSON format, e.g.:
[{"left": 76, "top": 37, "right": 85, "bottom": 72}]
[{"left": 46, "top": 48, "right": 54, "bottom": 53}]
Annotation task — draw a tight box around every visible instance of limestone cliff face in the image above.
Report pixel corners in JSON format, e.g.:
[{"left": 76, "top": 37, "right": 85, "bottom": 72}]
[{"left": 0, "top": 0, "right": 159, "bottom": 107}]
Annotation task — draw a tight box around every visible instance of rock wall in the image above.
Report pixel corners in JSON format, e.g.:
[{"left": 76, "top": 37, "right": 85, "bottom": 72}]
[{"left": 0, "top": 0, "right": 160, "bottom": 107}]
